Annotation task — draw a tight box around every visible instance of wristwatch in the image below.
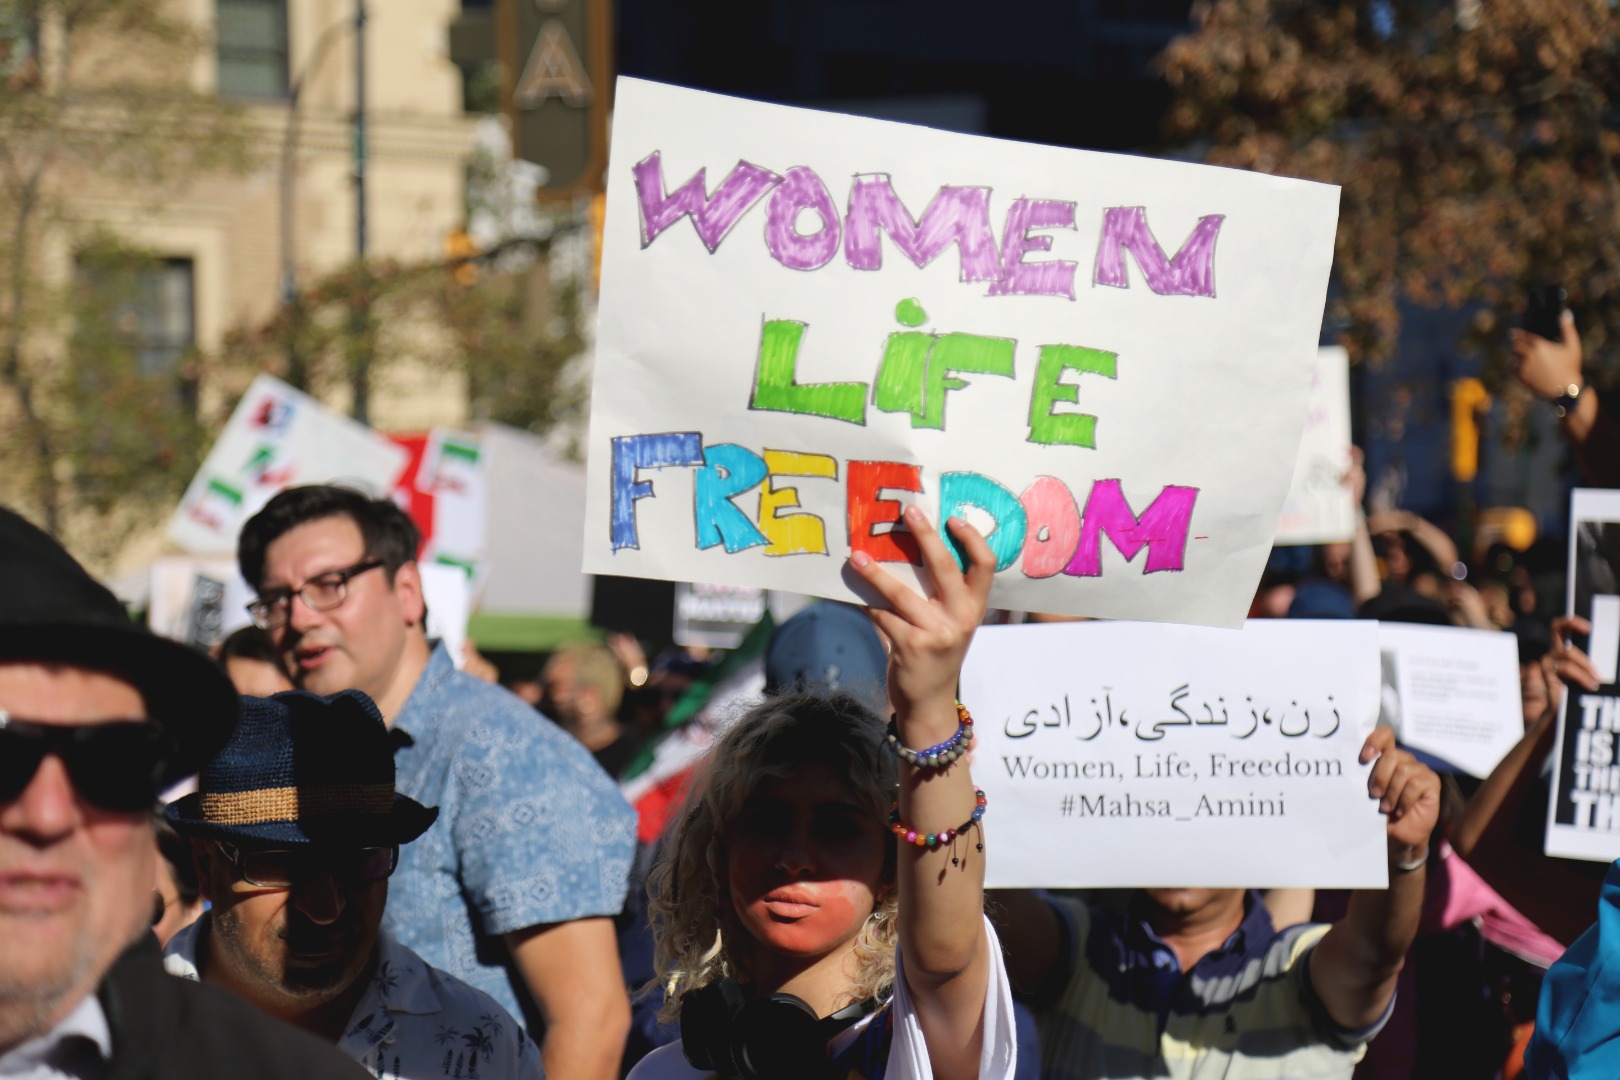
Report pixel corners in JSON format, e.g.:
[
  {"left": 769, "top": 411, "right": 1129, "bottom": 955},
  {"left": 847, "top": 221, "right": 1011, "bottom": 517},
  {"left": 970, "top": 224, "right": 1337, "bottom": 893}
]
[{"left": 1553, "top": 382, "right": 1584, "bottom": 419}]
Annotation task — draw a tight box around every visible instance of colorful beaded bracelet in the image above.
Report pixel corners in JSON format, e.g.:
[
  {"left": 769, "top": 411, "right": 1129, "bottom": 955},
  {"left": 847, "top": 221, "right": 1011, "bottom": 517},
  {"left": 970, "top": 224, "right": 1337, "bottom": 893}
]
[
  {"left": 885, "top": 701, "right": 974, "bottom": 770},
  {"left": 889, "top": 788, "right": 987, "bottom": 866}
]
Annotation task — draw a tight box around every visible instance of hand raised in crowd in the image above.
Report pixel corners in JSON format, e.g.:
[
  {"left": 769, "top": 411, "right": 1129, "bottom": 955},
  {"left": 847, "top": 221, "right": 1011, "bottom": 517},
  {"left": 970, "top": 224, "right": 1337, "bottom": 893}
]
[
  {"left": 850, "top": 506, "right": 994, "bottom": 717},
  {"left": 1511, "top": 309, "right": 1583, "bottom": 401},
  {"left": 1361, "top": 726, "right": 1440, "bottom": 854}
]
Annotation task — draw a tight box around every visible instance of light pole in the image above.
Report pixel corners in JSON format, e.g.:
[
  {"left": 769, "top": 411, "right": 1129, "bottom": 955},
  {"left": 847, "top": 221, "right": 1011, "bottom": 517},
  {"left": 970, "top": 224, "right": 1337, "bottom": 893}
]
[
  {"left": 278, "top": 15, "right": 352, "bottom": 389},
  {"left": 348, "top": 0, "right": 372, "bottom": 424}
]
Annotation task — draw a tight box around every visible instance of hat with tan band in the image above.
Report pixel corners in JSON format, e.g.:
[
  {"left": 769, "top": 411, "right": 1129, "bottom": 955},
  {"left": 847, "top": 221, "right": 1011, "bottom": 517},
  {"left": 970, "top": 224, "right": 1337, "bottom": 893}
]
[{"left": 166, "top": 689, "right": 437, "bottom": 847}]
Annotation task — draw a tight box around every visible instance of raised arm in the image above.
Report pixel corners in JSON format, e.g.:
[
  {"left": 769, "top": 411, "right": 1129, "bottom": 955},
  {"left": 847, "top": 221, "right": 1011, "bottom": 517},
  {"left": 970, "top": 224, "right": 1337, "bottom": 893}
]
[
  {"left": 1450, "top": 615, "right": 1603, "bottom": 943},
  {"left": 1512, "top": 311, "right": 1620, "bottom": 488},
  {"left": 1309, "top": 727, "right": 1439, "bottom": 1030},
  {"left": 850, "top": 507, "right": 994, "bottom": 1080}
]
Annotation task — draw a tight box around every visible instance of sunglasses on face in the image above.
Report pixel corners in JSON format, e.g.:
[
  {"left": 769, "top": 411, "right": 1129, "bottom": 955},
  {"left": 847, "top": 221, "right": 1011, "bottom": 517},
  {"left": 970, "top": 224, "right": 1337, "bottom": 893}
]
[
  {"left": 0, "top": 714, "right": 171, "bottom": 813},
  {"left": 214, "top": 841, "right": 399, "bottom": 889}
]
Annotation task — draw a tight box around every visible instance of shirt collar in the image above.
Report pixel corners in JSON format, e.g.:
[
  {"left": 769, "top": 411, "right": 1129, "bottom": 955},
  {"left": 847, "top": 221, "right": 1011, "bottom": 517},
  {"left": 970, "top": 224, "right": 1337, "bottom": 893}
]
[
  {"left": 391, "top": 642, "right": 455, "bottom": 743},
  {"left": 0, "top": 993, "right": 112, "bottom": 1077},
  {"left": 1127, "top": 889, "right": 1275, "bottom": 973}
]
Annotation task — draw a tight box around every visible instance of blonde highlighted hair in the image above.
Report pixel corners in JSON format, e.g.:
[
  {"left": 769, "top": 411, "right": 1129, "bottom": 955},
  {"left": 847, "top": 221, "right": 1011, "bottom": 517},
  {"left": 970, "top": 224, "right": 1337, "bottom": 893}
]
[{"left": 646, "top": 692, "right": 899, "bottom": 1024}]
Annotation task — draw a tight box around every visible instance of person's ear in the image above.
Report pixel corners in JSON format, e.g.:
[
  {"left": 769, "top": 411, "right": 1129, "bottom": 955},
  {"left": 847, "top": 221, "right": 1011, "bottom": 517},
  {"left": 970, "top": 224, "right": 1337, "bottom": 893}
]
[
  {"left": 392, "top": 561, "right": 426, "bottom": 628},
  {"left": 190, "top": 839, "right": 219, "bottom": 903}
]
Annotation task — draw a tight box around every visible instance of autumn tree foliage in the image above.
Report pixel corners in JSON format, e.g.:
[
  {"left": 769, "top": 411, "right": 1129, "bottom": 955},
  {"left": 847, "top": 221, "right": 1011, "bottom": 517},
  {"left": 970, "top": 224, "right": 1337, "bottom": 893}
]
[
  {"left": 1159, "top": 0, "right": 1620, "bottom": 384},
  {"left": 0, "top": 0, "right": 250, "bottom": 554}
]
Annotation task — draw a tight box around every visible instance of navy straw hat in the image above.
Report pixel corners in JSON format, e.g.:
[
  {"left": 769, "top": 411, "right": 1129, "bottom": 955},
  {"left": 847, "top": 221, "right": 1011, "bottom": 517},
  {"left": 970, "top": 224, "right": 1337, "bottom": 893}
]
[
  {"left": 166, "top": 690, "right": 438, "bottom": 847},
  {"left": 0, "top": 507, "right": 237, "bottom": 783}
]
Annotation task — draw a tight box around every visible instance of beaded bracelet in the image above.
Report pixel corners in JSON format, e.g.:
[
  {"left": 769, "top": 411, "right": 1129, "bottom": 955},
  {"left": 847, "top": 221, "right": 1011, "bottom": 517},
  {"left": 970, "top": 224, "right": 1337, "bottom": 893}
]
[
  {"left": 885, "top": 701, "right": 974, "bottom": 770},
  {"left": 889, "top": 788, "right": 987, "bottom": 866}
]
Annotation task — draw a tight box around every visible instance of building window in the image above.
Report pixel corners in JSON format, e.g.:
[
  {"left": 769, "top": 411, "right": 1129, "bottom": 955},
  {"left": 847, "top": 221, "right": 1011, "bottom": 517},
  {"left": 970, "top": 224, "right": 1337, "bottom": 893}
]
[
  {"left": 79, "top": 255, "right": 197, "bottom": 377},
  {"left": 217, "top": 0, "right": 289, "bottom": 98}
]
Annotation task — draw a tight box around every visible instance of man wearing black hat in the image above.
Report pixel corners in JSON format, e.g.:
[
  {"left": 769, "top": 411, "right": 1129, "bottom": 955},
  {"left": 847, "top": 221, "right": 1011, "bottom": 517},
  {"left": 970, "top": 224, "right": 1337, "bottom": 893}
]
[
  {"left": 163, "top": 690, "right": 540, "bottom": 1079},
  {"left": 0, "top": 507, "right": 367, "bottom": 1080}
]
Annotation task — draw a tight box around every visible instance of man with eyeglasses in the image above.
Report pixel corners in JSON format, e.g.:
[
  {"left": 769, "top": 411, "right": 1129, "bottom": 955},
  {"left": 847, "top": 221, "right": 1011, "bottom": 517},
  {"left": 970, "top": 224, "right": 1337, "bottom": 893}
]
[
  {"left": 162, "top": 690, "right": 539, "bottom": 1078},
  {"left": 237, "top": 486, "right": 636, "bottom": 1080},
  {"left": 0, "top": 507, "right": 367, "bottom": 1080}
]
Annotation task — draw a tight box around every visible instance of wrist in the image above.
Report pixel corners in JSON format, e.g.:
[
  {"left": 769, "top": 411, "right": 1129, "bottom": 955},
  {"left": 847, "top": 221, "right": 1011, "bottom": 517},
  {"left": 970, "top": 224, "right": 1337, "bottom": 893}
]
[
  {"left": 1551, "top": 380, "right": 1586, "bottom": 417},
  {"left": 1388, "top": 840, "right": 1429, "bottom": 873}
]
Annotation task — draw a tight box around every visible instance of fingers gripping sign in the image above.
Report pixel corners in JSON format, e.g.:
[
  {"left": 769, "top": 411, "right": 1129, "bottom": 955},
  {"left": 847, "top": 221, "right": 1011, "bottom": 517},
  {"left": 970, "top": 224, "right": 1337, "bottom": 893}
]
[{"left": 1360, "top": 726, "right": 1441, "bottom": 862}]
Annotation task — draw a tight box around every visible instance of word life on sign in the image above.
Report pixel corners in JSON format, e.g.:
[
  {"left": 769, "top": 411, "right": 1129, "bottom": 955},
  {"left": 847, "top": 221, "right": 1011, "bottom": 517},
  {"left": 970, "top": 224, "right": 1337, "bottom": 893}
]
[
  {"left": 960, "top": 619, "right": 1385, "bottom": 888},
  {"left": 582, "top": 78, "right": 1341, "bottom": 627},
  {"left": 1547, "top": 488, "right": 1620, "bottom": 861}
]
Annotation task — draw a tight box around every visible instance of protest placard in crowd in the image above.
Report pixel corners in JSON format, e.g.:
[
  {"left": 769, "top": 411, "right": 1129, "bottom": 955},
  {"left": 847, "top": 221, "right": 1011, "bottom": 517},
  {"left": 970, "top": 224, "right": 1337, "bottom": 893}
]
[
  {"left": 1547, "top": 489, "right": 1620, "bottom": 861},
  {"left": 1375, "top": 623, "right": 1522, "bottom": 779},
  {"left": 1275, "top": 346, "right": 1355, "bottom": 545},
  {"left": 960, "top": 619, "right": 1384, "bottom": 888},
  {"left": 583, "top": 78, "right": 1341, "bottom": 628},
  {"left": 169, "top": 374, "right": 408, "bottom": 554}
]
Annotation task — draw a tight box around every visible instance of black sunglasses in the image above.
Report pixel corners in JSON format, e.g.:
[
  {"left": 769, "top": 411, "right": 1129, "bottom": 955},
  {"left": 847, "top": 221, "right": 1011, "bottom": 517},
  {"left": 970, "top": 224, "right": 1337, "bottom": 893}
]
[{"left": 0, "top": 714, "right": 172, "bottom": 812}]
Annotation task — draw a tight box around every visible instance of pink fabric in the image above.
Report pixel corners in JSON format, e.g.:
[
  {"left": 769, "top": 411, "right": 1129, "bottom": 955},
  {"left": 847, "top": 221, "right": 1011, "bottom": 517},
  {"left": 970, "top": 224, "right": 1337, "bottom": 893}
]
[{"left": 1424, "top": 843, "right": 1566, "bottom": 967}]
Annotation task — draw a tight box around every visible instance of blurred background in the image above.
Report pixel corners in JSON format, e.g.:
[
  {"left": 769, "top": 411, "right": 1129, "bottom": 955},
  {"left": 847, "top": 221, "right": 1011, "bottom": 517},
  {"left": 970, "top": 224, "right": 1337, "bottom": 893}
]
[{"left": 0, "top": 0, "right": 1612, "bottom": 666}]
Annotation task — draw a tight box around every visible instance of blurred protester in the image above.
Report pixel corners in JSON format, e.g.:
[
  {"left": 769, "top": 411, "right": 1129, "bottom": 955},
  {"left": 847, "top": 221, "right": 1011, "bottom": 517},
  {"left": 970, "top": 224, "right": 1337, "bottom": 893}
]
[
  {"left": 460, "top": 641, "right": 503, "bottom": 684},
  {"left": 995, "top": 728, "right": 1439, "bottom": 1080},
  {"left": 238, "top": 485, "right": 636, "bottom": 1080},
  {"left": 542, "top": 644, "right": 638, "bottom": 779},
  {"left": 152, "top": 818, "right": 204, "bottom": 947},
  {"left": 1367, "top": 511, "right": 1454, "bottom": 599},
  {"left": 1522, "top": 622, "right": 1620, "bottom": 1077},
  {"left": 1451, "top": 616, "right": 1605, "bottom": 949},
  {"left": 0, "top": 507, "right": 366, "bottom": 1079},
  {"left": 217, "top": 625, "right": 295, "bottom": 697},
  {"left": 1511, "top": 308, "right": 1620, "bottom": 488},
  {"left": 163, "top": 690, "right": 539, "bottom": 1078}
]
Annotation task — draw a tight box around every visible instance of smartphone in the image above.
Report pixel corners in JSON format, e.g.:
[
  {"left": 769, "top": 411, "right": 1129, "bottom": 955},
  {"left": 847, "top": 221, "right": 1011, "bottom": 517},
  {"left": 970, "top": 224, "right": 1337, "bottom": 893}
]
[{"left": 1523, "top": 283, "right": 1567, "bottom": 341}]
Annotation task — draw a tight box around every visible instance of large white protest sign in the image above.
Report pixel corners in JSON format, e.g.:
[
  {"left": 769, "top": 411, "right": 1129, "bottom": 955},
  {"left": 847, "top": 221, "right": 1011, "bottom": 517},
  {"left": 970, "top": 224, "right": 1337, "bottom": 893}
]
[
  {"left": 959, "top": 620, "right": 1384, "bottom": 888},
  {"left": 1547, "top": 489, "right": 1620, "bottom": 861},
  {"left": 1275, "top": 346, "right": 1354, "bottom": 545},
  {"left": 170, "top": 374, "right": 409, "bottom": 554},
  {"left": 582, "top": 78, "right": 1341, "bottom": 628},
  {"left": 1375, "top": 623, "right": 1521, "bottom": 779}
]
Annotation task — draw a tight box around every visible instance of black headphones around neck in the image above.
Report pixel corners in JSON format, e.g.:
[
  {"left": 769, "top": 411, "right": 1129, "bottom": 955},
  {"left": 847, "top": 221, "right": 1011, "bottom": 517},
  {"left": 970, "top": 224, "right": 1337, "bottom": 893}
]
[{"left": 679, "top": 977, "right": 878, "bottom": 1080}]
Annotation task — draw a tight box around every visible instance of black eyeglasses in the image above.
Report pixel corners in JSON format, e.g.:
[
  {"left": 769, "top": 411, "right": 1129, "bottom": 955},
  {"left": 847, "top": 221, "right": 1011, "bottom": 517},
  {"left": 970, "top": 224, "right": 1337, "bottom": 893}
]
[
  {"left": 0, "top": 714, "right": 171, "bottom": 812},
  {"left": 245, "top": 558, "right": 385, "bottom": 631},
  {"left": 214, "top": 841, "right": 399, "bottom": 889}
]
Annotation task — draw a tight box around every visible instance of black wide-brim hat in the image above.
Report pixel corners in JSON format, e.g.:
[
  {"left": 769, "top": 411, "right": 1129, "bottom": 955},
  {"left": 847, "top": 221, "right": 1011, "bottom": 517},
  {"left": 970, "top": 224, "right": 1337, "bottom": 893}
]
[
  {"left": 166, "top": 690, "right": 438, "bottom": 847},
  {"left": 0, "top": 508, "right": 238, "bottom": 783}
]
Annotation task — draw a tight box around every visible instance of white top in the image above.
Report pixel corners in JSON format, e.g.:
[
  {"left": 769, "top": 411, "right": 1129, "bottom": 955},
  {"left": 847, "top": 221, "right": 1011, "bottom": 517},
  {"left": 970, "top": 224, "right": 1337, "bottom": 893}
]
[
  {"left": 165, "top": 919, "right": 542, "bottom": 1080},
  {"left": 0, "top": 993, "right": 111, "bottom": 1080},
  {"left": 628, "top": 915, "right": 1017, "bottom": 1080}
]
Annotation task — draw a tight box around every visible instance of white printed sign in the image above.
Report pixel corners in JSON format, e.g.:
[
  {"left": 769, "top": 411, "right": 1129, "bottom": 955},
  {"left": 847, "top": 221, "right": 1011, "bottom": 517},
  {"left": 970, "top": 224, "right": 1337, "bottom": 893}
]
[
  {"left": 583, "top": 78, "right": 1341, "bottom": 628},
  {"left": 1375, "top": 623, "right": 1522, "bottom": 779},
  {"left": 170, "top": 375, "right": 408, "bottom": 554},
  {"left": 1547, "top": 489, "right": 1620, "bottom": 861},
  {"left": 960, "top": 620, "right": 1385, "bottom": 888},
  {"left": 1275, "top": 346, "right": 1354, "bottom": 545}
]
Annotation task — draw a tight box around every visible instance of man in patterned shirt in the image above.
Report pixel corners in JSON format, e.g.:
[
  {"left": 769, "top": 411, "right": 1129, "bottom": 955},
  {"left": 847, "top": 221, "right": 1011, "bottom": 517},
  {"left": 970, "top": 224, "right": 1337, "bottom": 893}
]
[
  {"left": 164, "top": 690, "right": 540, "bottom": 1080},
  {"left": 238, "top": 487, "right": 636, "bottom": 1080}
]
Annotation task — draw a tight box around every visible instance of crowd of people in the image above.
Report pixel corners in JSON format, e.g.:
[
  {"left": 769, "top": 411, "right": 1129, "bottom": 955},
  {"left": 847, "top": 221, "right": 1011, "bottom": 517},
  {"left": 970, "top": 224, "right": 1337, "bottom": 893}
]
[{"left": 0, "top": 310, "right": 1617, "bottom": 1079}]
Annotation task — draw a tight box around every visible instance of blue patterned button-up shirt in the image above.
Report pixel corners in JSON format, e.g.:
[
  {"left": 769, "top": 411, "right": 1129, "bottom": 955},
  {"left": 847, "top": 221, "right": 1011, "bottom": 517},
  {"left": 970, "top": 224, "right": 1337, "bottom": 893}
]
[{"left": 385, "top": 643, "right": 637, "bottom": 1025}]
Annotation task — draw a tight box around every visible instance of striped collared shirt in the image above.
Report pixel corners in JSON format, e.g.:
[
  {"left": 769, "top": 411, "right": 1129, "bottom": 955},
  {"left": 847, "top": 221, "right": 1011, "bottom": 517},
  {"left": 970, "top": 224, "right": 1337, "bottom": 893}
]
[{"left": 1035, "top": 892, "right": 1386, "bottom": 1080}]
